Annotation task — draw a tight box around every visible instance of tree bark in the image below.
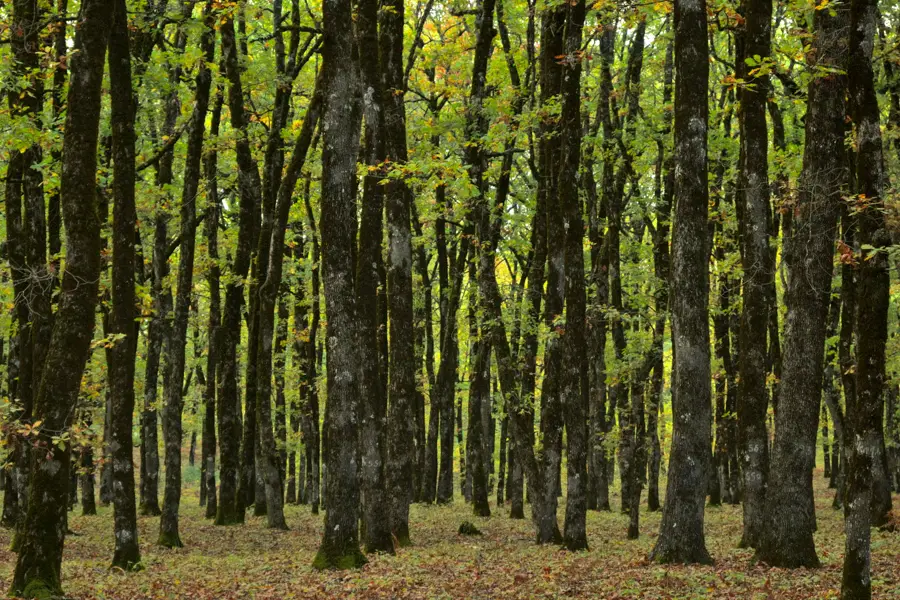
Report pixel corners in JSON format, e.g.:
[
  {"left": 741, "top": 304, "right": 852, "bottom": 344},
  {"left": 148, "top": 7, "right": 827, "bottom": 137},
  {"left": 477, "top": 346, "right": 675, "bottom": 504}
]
[
  {"left": 736, "top": 0, "right": 773, "bottom": 550},
  {"left": 107, "top": 0, "right": 140, "bottom": 568},
  {"left": 382, "top": 0, "right": 418, "bottom": 544},
  {"left": 559, "top": 0, "right": 588, "bottom": 551},
  {"left": 9, "top": 0, "right": 109, "bottom": 593},
  {"left": 157, "top": 1, "right": 214, "bottom": 547},
  {"left": 202, "top": 91, "right": 223, "bottom": 520},
  {"left": 312, "top": 0, "right": 367, "bottom": 569},
  {"left": 354, "top": 0, "right": 392, "bottom": 553},
  {"left": 650, "top": 0, "right": 713, "bottom": 565},
  {"left": 757, "top": 2, "right": 847, "bottom": 568},
  {"left": 255, "top": 71, "right": 323, "bottom": 531},
  {"left": 215, "top": 13, "right": 261, "bottom": 526},
  {"left": 302, "top": 192, "right": 322, "bottom": 514},
  {"left": 842, "top": 0, "right": 891, "bottom": 595}
]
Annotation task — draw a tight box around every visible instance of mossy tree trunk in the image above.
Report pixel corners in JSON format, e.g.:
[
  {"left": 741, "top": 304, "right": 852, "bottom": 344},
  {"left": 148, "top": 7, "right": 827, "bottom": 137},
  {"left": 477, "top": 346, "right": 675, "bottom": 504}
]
[{"left": 9, "top": 0, "right": 110, "bottom": 594}]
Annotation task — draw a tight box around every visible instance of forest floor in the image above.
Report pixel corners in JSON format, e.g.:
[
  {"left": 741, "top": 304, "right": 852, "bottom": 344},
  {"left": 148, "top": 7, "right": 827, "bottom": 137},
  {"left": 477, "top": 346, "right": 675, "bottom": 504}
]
[{"left": 1, "top": 470, "right": 898, "bottom": 599}]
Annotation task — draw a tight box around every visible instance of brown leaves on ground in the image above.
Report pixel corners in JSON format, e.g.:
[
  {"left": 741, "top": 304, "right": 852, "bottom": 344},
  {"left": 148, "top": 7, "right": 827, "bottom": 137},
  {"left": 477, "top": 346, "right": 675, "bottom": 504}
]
[{"left": 1, "top": 474, "right": 897, "bottom": 599}]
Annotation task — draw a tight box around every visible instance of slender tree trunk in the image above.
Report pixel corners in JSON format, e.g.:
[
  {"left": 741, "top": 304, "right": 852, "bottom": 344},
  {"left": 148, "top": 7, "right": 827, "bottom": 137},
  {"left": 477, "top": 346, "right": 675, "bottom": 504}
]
[
  {"left": 157, "top": 1, "right": 214, "bottom": 547},
  {"left": 107, "top": 0, "right": 141, "bottom": 568},
  {"left": 303, "top": 193, "right": 322, "bottom": 514},
  {"left": 255, "top": 72, "right": 322, "bottom": 531},
  {"left": 736, "top": 0, "right": 773, "bottom": 550},
  {"left": 81, "top": 443, "right": 97, "bottom": 516},
  {"left": 354, "top": 0, "right": 392, "bottom": 553},
  {"left": 559, "top": 0, "right": 588, "bottom": 551},
  {"left": 9, "top": 0, "right": 109, "bottom": 593},
  {"left": 3, "top": 0, "right": 51, "bottom": 534},
  {"left": 312, "top": 0, "right": 366, "bottom": 569},
  {"left": 202, "top": 91, "right": 223, "bottom": 519},
  {"left": 382, "top": 0, "right": 418, "bottom": 544},
  {"left": 650, "top": 0, "right": 713, "bottom": 565},
  {"left": 647, "top": 38, "right": 674, "bottom": 513},
  {"left": 463, "top": 0, "right": 498, "bottom": 519},
  {"left": 215, "top": 13, "right": 261, "bottom": 526}
]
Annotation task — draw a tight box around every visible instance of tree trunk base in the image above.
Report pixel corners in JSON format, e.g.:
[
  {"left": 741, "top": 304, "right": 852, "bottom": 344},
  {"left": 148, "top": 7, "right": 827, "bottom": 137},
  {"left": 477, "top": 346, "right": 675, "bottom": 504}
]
[
  {"left": 312, "top": 542, "right": 367, "bottom": 570},
  {"left": 157, "top": 531, "right": 184, "bottom": 548},
  {"left": 139, "top": 503, "right": 161, "bottom": 517},
  {"left": 214, "top": 506, "right": 242, "bottom": 526}
]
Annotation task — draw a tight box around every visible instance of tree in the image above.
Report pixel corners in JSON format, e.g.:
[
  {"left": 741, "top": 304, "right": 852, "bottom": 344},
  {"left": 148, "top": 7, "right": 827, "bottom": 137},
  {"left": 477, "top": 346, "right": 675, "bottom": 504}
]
[
  {"left": 841, "top": 0, "right": 892, "bottom": 595},
  {"left": 9, "top": 0, "right": 111, "bottom": 593},
  {"left": 736, "top": 0, "right": 773, "bottom": 550},
  {"left": 559, "top": 0, "right": 588, "bottom": 551},
  {"left": 757, "top": 1, "right": 848, "bottom": 569},
  {"left": 312, "top": 0, "right": 367, "bottom": 570},
  {"left": 382, "top": 0, "right": 418, "bottom": 545},
  {"left": 107, "top": 0, "right": 140, "bottom": 569},
  {"left": 157, "top": 0, "right": 215, "bottom": 547},
  {"left": 650, "top": 0, "right": 713, "bottom": 565}
]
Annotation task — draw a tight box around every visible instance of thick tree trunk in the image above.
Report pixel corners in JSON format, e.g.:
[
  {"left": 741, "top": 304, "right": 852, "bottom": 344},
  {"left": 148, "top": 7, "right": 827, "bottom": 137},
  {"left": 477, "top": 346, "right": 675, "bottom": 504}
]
[
  {"left": 9, "top": 0, "right": 109, "bottom": 593},
  {"left": 650, "top": 0, "right": 713, "bottom": 565},
  {"left": 107, "top": 0, "right": 141, "bottom": 568},
  {"left": 842, "top": 0, "right": 891, "bottom": 596},
  {"left": 757, "top": 2, "right": 847, "bottom": 569},
  {"left": 536, "top": 1, "right": 566, "bottom": 531},
  {"left": 312, "top": 0, "right": 366, "bottom": 569}
]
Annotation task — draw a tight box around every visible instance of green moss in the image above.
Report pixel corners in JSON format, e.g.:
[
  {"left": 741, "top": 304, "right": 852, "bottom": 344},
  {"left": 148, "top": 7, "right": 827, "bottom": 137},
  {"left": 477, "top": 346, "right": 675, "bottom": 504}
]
[
  {"left": 457, "top": 521, "right": 482, "bottom": 536},
  {"left": 138, "top": 505, "right": 161, "bottom": 517},
  {"left": 214, "top": 509, "right": 242, "bottom": 526},
  {"left": 20, "top": 577, "right": 61, "bottom": 600},
  {"left": 157, "top": 531, "right": 184, "bottom": 548},
  {"left": 312, "top": 543, "right": 367, "bottom": 570}
]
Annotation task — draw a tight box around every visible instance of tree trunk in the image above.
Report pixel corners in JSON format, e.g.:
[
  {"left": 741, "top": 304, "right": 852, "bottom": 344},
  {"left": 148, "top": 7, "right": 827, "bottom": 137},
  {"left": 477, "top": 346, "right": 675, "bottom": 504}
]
[
  {"left": 303, "top": 193, "right": 322, "bottom": 514},
  {"left": 757, "top": 3, "right": 848, "bottom": 569},
  {"left": 842, "top": 0, "right": 891, "bottom": 595},
  {"left": 382, "top": 0, "right": 418, "bottom": 544},
  {"left": 735, "top": 0, "right": 773, "bottom": 551},
  {"left": 157, "top": 1, "right": 214, "bottom": 547},
  {"left": 202, "top": 91, "right": 223, "bottom": 520},
  {"left": 650, "top": 0, "right": 713, "bottom": 565},
  {"left": 312, "top": 0, "right": 366, "bottom": 569},
  {"left": 9, "top": 0, "right": 109, "bottom": 593},
  {"left": 107, "top": 0, "right": 141, "bottom": 568},
  {"left": 255, "top": 70, "right": 322, "bottom": 531},
  {"left": 215, "top": 13, "right": 261, "bottom": 526},
  {"left": 354, "top": 0, "right": 392, "bottom": 553},
  {"left": 559, "top": 0, "right": 588, "bottom": 551},
  {"left": 647, "top": 38, "right": 674, "bottom": 513}
]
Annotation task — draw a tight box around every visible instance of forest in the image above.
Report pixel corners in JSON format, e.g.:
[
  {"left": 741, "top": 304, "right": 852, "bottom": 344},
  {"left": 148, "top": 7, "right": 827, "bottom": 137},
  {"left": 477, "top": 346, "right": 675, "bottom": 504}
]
[{"left": 0, "top": 0, "right": 899, "bottom": 598}]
